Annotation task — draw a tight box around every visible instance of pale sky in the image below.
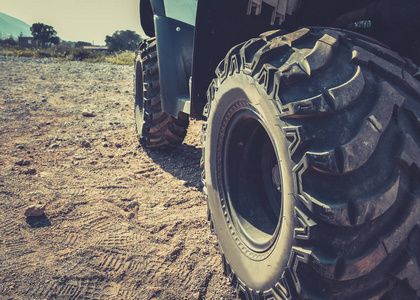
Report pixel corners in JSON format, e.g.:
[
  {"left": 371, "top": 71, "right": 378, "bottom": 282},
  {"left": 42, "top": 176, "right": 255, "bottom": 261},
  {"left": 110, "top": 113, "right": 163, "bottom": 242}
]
[{"left": 0, "top": 0, "right": 145, "bottom": 45}]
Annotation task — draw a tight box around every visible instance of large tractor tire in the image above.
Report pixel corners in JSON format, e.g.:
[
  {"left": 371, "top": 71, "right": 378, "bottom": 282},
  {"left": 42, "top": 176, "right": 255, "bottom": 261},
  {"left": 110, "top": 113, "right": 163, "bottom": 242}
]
[
  {"left": 134, "top": 38, "right": 189, "bottom": 149},
  {"left": 202, "top": 27, "right": 420, "bottom": 299}
]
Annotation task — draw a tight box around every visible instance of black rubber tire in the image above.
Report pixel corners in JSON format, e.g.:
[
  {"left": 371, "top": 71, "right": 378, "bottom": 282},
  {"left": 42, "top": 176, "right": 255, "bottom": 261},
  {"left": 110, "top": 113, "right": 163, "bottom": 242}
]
[
  {"left": 134, "top": 38, "right": 189, "bottom": 149},
  {"left": 202, "top": 27, "right": 420, "bottom": 299}
]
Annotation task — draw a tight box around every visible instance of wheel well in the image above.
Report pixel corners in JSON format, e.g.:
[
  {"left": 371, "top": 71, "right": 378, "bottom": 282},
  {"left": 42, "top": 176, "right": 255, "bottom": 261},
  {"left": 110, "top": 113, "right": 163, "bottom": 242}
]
[
  {"left": 140, "top": 0, "right": 155, "bottom": 37},
  {"left": 190, "top": 0, "right": 278, "bottom": 119}
]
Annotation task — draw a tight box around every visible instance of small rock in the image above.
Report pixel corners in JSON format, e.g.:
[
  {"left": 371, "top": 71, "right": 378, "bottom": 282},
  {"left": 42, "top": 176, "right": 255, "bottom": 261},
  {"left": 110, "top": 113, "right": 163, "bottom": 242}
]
[
  {"left": 180, "top": 180, "right": 189, "bottom": 186},
  {"left": 114, "top": 101, "right": 120, "bottom": 105},
  {"left": 115, "top": 143, "right": 122, "bottom": 148},
  {"left": 50, "top": 143, "right": 59, "bottom": 149},
  {"left": 15, "top": 159, "right": 30, "bottom": 166},
  {"left": 82, "top": 111, "right": 95, "bottom": 117},
  {"left": 80, "top": 141, "right": 91, "bottom": 148},
  {"left": 24, "top": 204, "right": 45, "bottom": 217},
  {"left": 73, "top": 157, "right": 87, "bottom": 161},
  {"left": 200, "top": 248, "right": 210, "bottom": 255},
  {"left": 102, "top": 142, "right": 109, "bottom": 147},
  {"left": 23, "top": 168, "right": 37, "bottom": 175},
  {"left": 57, "top": 249, "right": 70, "bottom": 256},
  {"left": 16, "top": 145, "right": 25, "bottom": 150},
  {"left": 193, "top": 292, "right": 200, "bottom": 300}
]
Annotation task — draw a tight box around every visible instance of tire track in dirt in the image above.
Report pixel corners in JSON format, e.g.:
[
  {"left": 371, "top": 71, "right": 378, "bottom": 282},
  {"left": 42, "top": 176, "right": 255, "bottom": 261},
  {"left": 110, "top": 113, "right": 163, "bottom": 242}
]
[{"left": 0, "top": 56, "right": 237, "bottom": 299}]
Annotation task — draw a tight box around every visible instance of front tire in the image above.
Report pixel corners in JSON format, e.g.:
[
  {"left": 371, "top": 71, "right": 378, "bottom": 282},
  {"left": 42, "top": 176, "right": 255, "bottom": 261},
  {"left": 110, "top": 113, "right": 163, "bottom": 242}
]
[
  {"left": 202, "top": 28, "right": 420, "bottom": 299},
  {"left": 134, "top": 38, "right": 189, "bottom": 149}
]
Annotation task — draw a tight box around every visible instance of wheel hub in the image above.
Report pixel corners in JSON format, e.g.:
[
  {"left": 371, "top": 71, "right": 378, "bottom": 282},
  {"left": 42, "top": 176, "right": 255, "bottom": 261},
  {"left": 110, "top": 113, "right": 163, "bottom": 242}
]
[{"left": 221, "top": 104, "right": 282, "bottom": 254}]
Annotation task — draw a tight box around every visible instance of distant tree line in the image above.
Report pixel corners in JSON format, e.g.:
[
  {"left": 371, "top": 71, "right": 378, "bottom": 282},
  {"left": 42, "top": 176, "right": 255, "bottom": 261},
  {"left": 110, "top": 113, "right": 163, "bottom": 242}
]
[
  {"left": 0, "top": 36, "right": 18, "bottom": 47},
  {"left": 105, "top": 30, "right": 142, "bottom": 52},
  {"left": 30, "top": 23, "right": 60, "bottom": 48},
  {"left": 1, "top": 22, "right": 142, "bottom": 52}
]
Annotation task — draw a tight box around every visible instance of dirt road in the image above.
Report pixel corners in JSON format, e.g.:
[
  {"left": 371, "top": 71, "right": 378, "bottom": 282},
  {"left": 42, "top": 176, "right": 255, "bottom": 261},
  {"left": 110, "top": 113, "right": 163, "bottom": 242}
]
[{"left": 0, "top": 55, "right": 236, "bottom": 299}]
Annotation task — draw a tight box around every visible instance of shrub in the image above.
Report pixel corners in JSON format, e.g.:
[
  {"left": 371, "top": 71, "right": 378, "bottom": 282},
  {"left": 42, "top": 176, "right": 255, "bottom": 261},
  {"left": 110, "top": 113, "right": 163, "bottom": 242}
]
[
  {"left": 106, "top": 51, "right": 135, "bottom": 65},
  {"left": 69, "top": 48, "right": 93, "bottom": 61},
  {"left": 0, "top": 37, "right": 18, "bottom": 47},
  {"left": 0, "top": 42, "right": 134, "bottom": 65}
]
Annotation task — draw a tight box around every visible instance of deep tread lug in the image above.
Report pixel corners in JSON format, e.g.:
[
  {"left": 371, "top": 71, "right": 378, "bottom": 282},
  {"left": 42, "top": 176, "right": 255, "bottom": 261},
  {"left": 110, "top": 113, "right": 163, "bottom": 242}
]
[{"left": 134, "top": 38, "right": 189, "bottom": 149}]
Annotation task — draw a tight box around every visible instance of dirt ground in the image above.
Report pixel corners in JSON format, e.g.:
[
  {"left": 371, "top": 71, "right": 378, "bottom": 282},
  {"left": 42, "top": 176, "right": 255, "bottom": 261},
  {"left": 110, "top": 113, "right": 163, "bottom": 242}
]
[{"left": 0, "top": 55, "right": 237, "bottom": 299}]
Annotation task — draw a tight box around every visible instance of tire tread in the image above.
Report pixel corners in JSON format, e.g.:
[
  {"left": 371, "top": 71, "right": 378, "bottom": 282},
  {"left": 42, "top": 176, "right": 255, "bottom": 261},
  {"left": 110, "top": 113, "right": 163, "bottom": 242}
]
[
  {"left": 134, "top": 38, "right": 189, "bottom": 149},
  {"left": 203, "top": 28, "right": 420, "bottom": 299}
]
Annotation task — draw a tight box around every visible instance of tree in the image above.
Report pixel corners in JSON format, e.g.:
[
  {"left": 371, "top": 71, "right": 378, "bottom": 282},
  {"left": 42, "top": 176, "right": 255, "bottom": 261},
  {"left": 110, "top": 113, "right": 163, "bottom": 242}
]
[
  {"left": 0, "top": 36, "right": 17, "bottom": 47},
  {"left": 30, "top": 23, "right": 60, "bottom": 48},
  {"left": 105, "top": 30, "right": 142, "bottom": 52}
]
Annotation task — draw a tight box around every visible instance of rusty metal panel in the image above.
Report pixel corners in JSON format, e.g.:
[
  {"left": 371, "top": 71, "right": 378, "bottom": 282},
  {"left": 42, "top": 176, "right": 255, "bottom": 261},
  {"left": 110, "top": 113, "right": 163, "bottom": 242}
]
[{"left": 247, "top": 0, "right": 301, "bottom": 24}]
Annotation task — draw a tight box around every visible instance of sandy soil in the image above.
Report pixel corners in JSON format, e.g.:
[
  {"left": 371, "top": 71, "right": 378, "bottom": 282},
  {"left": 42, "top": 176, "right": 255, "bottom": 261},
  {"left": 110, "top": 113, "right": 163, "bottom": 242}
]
[{"left": 0, "top": 55, "right": 237, "bottom": 299}]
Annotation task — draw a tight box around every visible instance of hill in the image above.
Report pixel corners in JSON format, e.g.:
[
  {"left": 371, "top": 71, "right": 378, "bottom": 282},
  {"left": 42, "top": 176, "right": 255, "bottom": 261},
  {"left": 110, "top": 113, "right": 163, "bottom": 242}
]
[{"left": 0, "top": 12, "right": 31, "bottom": 40}]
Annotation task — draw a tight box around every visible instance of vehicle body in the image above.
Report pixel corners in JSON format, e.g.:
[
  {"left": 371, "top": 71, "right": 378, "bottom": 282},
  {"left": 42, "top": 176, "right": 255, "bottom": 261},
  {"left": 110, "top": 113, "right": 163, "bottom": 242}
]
[
  {"left": 134, "top": 0, "right": 420, "bottom": 298},
  {"left": 138, "top": 0, "right": 420, "bottom": 121}
]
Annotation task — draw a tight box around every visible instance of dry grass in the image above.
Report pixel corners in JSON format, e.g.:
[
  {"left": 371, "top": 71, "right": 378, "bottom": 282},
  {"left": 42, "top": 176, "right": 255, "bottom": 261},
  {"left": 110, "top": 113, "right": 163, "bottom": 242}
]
[{"left": 0, "top": 45, "right": 135, "bottom": 65}]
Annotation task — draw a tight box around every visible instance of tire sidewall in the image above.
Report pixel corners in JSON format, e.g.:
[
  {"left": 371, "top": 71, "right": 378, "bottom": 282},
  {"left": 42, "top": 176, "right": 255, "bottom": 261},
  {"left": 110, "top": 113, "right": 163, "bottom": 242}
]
[
  {"left": 134, "top": 50, "right": 145, "bottom": 138},
  {"left": 205, "top": 73, "right": 297, "bottom": 291}
]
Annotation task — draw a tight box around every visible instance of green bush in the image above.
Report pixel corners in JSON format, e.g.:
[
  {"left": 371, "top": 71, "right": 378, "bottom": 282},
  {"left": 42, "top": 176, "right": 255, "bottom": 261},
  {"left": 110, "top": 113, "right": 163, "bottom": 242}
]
[
  {"left": 0, "top": 37, "right": 18, "bottom": 47},
  {"left": 33, "top": 50, "right": 52, "bottom": 58},
  {"left": 70, "top": 48, "right": 88, "bottom": 61}
]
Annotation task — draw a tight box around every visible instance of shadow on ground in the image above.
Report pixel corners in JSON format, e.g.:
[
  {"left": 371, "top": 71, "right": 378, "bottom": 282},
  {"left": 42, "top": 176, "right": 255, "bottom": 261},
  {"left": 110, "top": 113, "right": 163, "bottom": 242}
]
[
  {"left": 26, "top": 216, "right": 52, "bottom": 228},
  {"left": 146, "top": 143, "right": 203, "bottom": 187}
]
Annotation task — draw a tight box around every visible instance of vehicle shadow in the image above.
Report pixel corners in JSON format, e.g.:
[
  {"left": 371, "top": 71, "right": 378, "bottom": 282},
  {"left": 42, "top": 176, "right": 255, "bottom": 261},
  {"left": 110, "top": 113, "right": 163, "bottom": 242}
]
[{"left": 146, "top": 143, "right": 203, "bottom": 188}]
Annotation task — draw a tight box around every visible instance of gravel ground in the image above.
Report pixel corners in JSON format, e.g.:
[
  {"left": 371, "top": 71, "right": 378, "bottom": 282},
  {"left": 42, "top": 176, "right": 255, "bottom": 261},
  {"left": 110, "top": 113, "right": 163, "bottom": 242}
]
[{"left": 0, "top": 55, "right": 237, "bottom": 299}]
